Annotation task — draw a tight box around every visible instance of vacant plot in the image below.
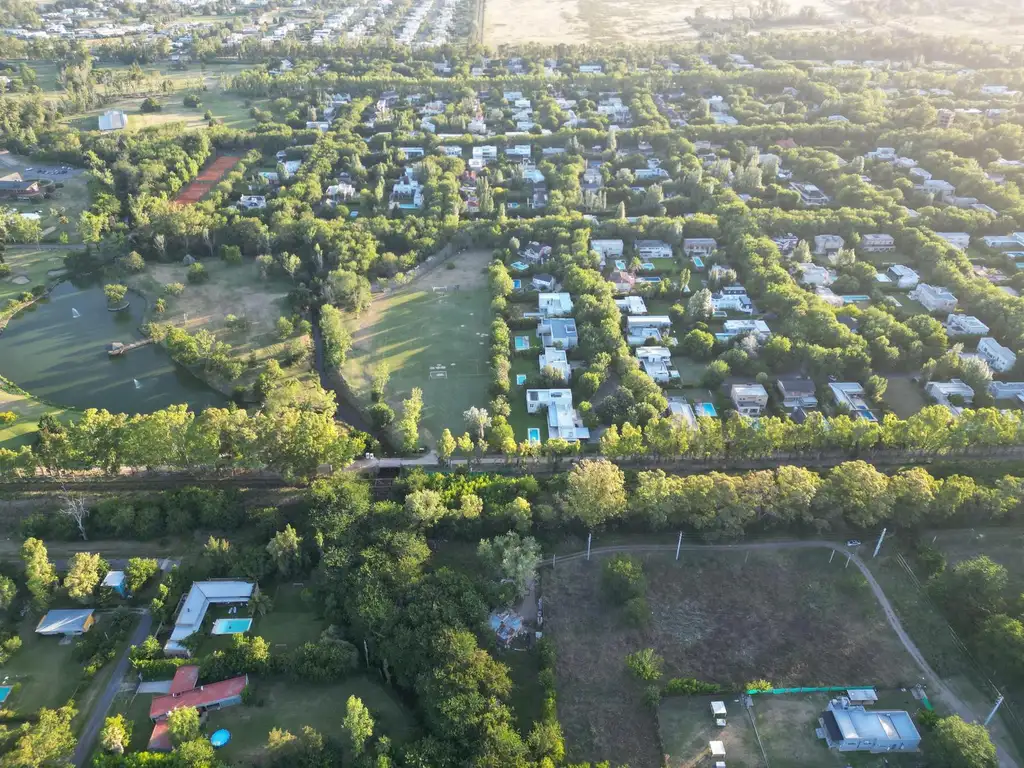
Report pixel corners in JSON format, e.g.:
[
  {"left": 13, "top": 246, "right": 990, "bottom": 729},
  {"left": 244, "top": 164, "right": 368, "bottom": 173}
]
[
  {"left": 129, "top": 259, "right": 317, "bottom": 394},
  {"left": 927, "top": 528, "right": 1024, "bottom": 582},
  {"left": 884, "top": 376, "right": 928, "bottom": 418},
  {"left": 206, "top": 676, "right": 416, "bottom": 763},
  {"left": 660, "top": 694, "right": 763, "bottom": 768},
  {"left": 343, "top": 249, "right": 492, "bottom": 446},
  {"left": 544, "top": 549, "right": 921, "bottom": 767}
]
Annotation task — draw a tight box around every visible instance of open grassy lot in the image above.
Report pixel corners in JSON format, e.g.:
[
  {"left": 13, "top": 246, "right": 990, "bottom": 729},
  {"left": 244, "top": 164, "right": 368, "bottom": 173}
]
[
  {"left": 128, "top": 258, "right": 318, "bottom": 396},
  {"left": 884, "top": 376, "right": 928, "bottom": 418},
  {"left": 544, "top": 549, "right": 922, "bottom": 767},
  {"left": 206, "top": 676, "right": 416, "bottom": 763},
  {"left": 0, "top": 386, "right": 70, "bottom": 449},
  {"left": 343, "top": 249, "right": 493, "bottom": 447},
  {"left": 0, "top": 247, "right": 67, "bottom": 305}
]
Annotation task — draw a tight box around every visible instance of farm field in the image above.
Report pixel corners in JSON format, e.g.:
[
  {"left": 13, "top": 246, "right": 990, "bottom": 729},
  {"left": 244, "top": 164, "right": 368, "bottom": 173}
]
[
  {"left": 128, "top": 258, "right": 319, "bottom": 396},
  {"left": 544, "top": 549, "right": 923, "bottom": 767},
  {"left": 342, "top": 249, "right": 493, "bottom": 447}
]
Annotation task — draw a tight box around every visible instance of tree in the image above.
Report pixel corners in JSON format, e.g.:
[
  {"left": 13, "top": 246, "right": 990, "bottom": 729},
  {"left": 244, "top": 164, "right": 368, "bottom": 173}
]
[
  {"left": 371, "top": 365, "right": 391, "bottom": 401},
  {"left": 103, "top": 283, "right": 127, "bottom": 308},
  {"left": 0, "top": 575, "right": 15, "bottom": 610},
  {"left": 21, "top": 538, "right": 56, "bottom": 610},
  {"left": 561, "top": 459, "right": 626, "bottom": 528},
  {"left": 794, "top": 240, "right": 812, "bottom": 263},
  {"left": 818, "top": 461, "right": 891, "bottom": 527},
  {"left": 602, "top": 554, "right": 646, "bottom": 603},
  {"left": 166, "top": 706, "right": 201, "bottom": 745},
  {"left": 267, "top": 525, "right": 303, "bottom": 576},
  {"left": 929, "top": 715, "right": 997, "bottom": 768},
  {"left": 276, "top": 316, "right": 295, "bottom": 339},
  {"left": 64, "top": 552, "right": 106, "bottom": 602},
  {"left": 99, "top": 714, "right": 131, "bottom": 754},
  {"left": 1, "top": 704, "right": 76, "bottom": 767},
  {"left": 625, "top": 648, "right": 663, "bottom": 681},
  {"left": 59, "top": 491, "right": 89, "bottom": 540},
  {"left": 397, "top": 388, "right": 423, "bottom": 453},
  {"left": 342, "top": 695, "right": 374, "bottom": 757},
  {"left": 686, "top": 288, "right": 713, "bottom": 322},
  {"left": 930, "top": 555, "right": 1008, "bottom": 628},
  {"left": 702, "top": 359, "right": 730, "bottom": 388},
  {"left": 437, "top": 428, "right": 457, "bottom": 465},
  {"left": 464, "top": 407, "right": 491, "bottom": 442},
  {"left": 369, "top": 402, "right": 395, "bottom": 430},
  {"left": 124, "top": 557, "right": 159, "bottom": 593},
  {"left": 680, "top": 329, "right": 715, "bottom": 359},
  {"left": 477, "top": 532, "right": 542, "bottom": 598}
]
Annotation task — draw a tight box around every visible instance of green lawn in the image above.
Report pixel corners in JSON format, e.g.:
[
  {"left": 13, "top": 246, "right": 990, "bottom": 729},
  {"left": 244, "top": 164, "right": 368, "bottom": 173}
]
[
  {"left": 884, "top": 376, "right": 928, "bottom": 418},
  {"left": 507, "top": 357, "right": 547, "bottom": 442},
  {"left": 669, "top": 356, "right": 707, "bottom": 386},
  {"left": 206, "top": 676, "right": 416, "bottom": 763},
  {"left": 1, "top": 247, "right": 66, "bottom": 306},
  {"left": 503, "top": 648, "right": 544, "bottom": 733},
  {"left": 0, "top": 386, "right": 71, "bottom": 449},
  {"left": 342, "top": 250, "right": 493, "bottom": 447}
]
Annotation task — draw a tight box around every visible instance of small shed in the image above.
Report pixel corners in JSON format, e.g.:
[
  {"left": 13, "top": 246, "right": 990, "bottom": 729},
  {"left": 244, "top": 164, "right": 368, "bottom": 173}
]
[
  {"left": 102, "top": 570, "right": 127, "bottom": 597},
  {"left": 709, "top": 740, "right": 726, "bottom": 757},
  {"left": 36, "top": 609, "right": 95, "bottom": 636},
  {"left": 711, "top": 700, "right": 727, "bottom": 725},
  {"left": 847, "top": 688, "right": 878, "bottom": 704}
]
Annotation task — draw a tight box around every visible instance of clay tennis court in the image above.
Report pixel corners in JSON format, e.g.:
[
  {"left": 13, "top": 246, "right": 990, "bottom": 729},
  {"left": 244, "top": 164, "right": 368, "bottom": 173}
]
[{"left": 174, "top": 155, "right": 241, "bottom": 204}]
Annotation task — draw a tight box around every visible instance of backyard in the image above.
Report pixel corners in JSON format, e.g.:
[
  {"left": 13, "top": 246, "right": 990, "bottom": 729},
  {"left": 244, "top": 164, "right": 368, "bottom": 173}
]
[
  {"left": 342, "top": 249, "right": 493, "bottom": 446},
  {"left": 884, "top": 376, "right": 929, "bottom": 418},
  {"left": 544, "top": 549, "right": 924, "bottom": 767}
]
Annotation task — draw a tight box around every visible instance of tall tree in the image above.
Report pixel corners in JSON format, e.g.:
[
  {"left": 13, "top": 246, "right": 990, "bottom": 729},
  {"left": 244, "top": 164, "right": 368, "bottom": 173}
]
[
  {"left": 266, "top": 525, "right": 303, "bottom": 576},
  {"left": 342, "top": 695, "right": 374, "bottom": 757},
  {"left": 64, "top": 552, "right": 106, "bottom": 603},
  {"left": 21, "top": 538, "right": 56, "bottom": 610},
  {"left": 929, "top": 715, "right": 997, "bottom": 768},
  {"left": 477, "top": 532, "right": 542, "bottom": 598},
  {"left": 561, "top": 459, "right": 626, "bottom": 528}
]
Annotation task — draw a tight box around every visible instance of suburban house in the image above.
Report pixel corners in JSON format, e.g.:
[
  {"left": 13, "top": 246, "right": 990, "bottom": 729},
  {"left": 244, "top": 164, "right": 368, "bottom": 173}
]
[
  {"left": 0, "top": 173, "right": 44, "bottom": 200},
  {"left": 472, "top": 146, "right": 498, "bottom": 163},
  {"left": 925, "top": 379, "right": 975, "bottom": 407},
  {"left": 860, "top": 233, "right": 895, "bottom": 252},
  {"left": 530, "top": 274, "right": 555, "bottom": 292},
  {"left": 683, "top": 238, "right": 717, "bottom": 257},
  {"left": 730, "top": 383, "right": 769, "bottom": 416},
  {"left": 935, "top": 232, "right": 971, "bottom": 251},
  {"left": 325, "top": 182, "right": 356, "bottom": 201},
  {"left": 238, "top": 195, "right": 266, "bottom": 210},
  {"left": 716, "top": 319, "right": 771, "bottom": 343},
  {"left": 920, "top": 179, "right": 956, "bottom": 203},
  {"left": 537, "top": 317, "right": 578, "bottom": 349},
  {"left": 36, "top": 609, "right": 95, "bottom": 636},
  {"left": 148, "top": 667, "right": 248, "bottom": 750},
  {"left": 538, "top": 292, "right": 573, "bottom": 317},
  {"left": 591, "top": 239, "right": 625, "bottom": 263},
  {"left": 909, "top": 283, "right": 958, "bottom": 313},
  {"left": 635, "top": 240, "right": 673, "bottom": 259},
  {"left": 635, "top": 347, "right": 679, "bottom": 383},
  {"left": 165, "top": 580, "right": 255, "bottom": 656},
  {"left": 615, "top": 296, "right": 648, "bottom": 315},
  {"left": 989, "top": 381, "right": 1024, "bottom": 400},
  {"left": 668, "top": 399, "right": 698, "bottom": 429},
  {"left": 977, "top": 337, "right": 1017, "bottom": 372},
  {"left": 829, "top": 382, "right": 877, "bottom": 421},
  {"left": 885, "top": 265, "right": 920, "bottom": 289},
  {"left": 813, "top": 234, "right": 845, "bottom": 258},
  {"left": 538, "top": 347, "right": 571, "bottom": 381},
  {"left": 776, "top": 378, "right": 818, "bottom": 409},
  {"left": 526, "top": 389, "right": 590, "bottom": 441},
  {"left": 626, "top": 315, "right": 672, "bottom": 345},
  {"left": 711, "top": 290, "right": 754, "bottom": 314},
  {"left": 389, "top": 175, "right": 424, "bottom": 210},
  {"left": 506, "top": 144, "right": 532, "bottom": 159},
  {"left": 799, "top": 264, "right": 834, "bottom": 287},
  {"left": 982, "top": 233, "right": 1024, "bottom": 250},
  {"left": 791, "top": 182, "right": 830, "bottom": 206},
  {"left": 609, "top": 270, "right": 636, "bottom": 294},
  {"left": 773, "top": 234, "right": 800, "bottom": 255},
  {"left": 945, "top": 314, "right": 989, "bottom": 336},
  {"left": 98, "top": 109, "right": 128, "bottom": 131},
  {"left": 819, "top": 699, "right": 921, "bottom": 754}
]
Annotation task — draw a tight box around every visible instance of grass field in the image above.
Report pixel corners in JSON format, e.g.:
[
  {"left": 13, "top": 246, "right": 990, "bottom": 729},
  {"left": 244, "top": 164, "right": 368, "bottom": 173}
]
[
  {"left": 206, "top": 676, "right": 416, "bottom": 763},
  {"left": 343, "top": 249, "right": 493, "bottom": 447},
  {"left": 0, "top": 387, "right": 70, "bottom": 449},
  {"left": 128, "top": 258, "right": 318, "bottom": 395},
  {"left": 545, "top": 549, "right": 923, "bottom": 767},
  {"left": 1, "top": 247, "right": 65, "bottom": 305},
  {"left": 884, "top": 376, "right": 928, "bottom": 418}
]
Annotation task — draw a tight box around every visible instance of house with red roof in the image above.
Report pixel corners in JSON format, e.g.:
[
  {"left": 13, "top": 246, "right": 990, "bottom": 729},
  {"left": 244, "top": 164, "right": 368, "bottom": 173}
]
[{"left": 147, "top": 665, "right": 248, "bottom": 750}]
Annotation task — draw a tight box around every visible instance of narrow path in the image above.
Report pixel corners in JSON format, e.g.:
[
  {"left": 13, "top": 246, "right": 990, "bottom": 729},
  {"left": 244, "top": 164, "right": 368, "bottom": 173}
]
[
  {"left": 73, "top": 610, "right": 152, "bottom": 767},
  {"left": 547, "top": 540, "right": 1019, "bottom": 768}
]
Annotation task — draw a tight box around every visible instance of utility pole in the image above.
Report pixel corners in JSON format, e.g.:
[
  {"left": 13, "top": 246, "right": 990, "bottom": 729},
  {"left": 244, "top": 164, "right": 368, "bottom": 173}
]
[
  {"left": 829, "top": 549, "right": 835, "bottom": 563},
  {"left": 675, "top": 532, "right": 682, "bottom": 561},
  {"left": 985, "top": 695, "right": 1005, "bottom": 726},
  {"left": 873, "top": 527, "right": 887, "bottom": 558},
  {"left": 586, "top": 533, "right": 592, "bottom": 561}
]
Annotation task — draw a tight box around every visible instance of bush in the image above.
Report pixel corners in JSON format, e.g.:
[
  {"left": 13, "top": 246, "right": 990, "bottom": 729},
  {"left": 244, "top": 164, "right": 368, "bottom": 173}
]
[
  {"left": 163, "top": 282, "right": 185, "bottom": 297},
  {"left": 140, "top": 97, "right": 162, "bottom": 113},
  {"left": 369, "top": 402, "right": 395, "bottom": 429},
  {"left": 663, "top": 678, "right": 723, "bottom": 696},
  {"left": 623, "top": 595, "right": 651, "bottom": 629},
  {"left": 183, "top": 93, "right": 202, "bottom": 108},
  {"left": 745, "top": 678, "right": 773, "bottom": 692},
  {"left": 602, "top": 554, "right": 646, "bottom": 604},
  {"left": 186, "top": 263, "right": 208, "bottom": 284},
  {"left": 0, "top": 264, "right": 10, "bottom": 278}
]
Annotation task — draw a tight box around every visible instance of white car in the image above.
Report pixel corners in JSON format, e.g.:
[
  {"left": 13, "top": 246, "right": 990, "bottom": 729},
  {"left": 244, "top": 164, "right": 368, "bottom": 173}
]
[{"left": 846, "top": 539, "right": 862, "bottom": 547}]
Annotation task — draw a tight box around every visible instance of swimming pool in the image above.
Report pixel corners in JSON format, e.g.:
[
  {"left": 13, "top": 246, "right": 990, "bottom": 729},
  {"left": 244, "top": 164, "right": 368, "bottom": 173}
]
[
  {"left": 637, "top": 276, "right": 662, "bottom": 283},
  {"left": 514, "top": 336, "right": 530, "bottom": 351},
  {"left": 0, "top": 686, "right": 12, "bottom": 704},
  {"left": 691, "top": 256, "right": 705, "bottom": 269},
  {"left": 516, "top": 374, "right": 528, "bottom": 386},
  {"left": 841, "top": 295, "right": 870, "bottom": 303},
  {"left": 698, "top": 402, "right": 718, "bottom": 418},
  {"left": 512, "top": 279, "right": 522, "bottom": 290},
  {"left": 641, "top": 262, "right": 655, "bottom": 271},
  {"left": 615, "top": 259, "right": 627, "bottom": 271},
  {"left": 527, "top": 428, "right": 542, "bottom": 443},
  {"left": 510, "top": 261, "right": 528, "bottom": 271},
  {"left": 212, "top": 618, "right": 253, "bottom": 635}
]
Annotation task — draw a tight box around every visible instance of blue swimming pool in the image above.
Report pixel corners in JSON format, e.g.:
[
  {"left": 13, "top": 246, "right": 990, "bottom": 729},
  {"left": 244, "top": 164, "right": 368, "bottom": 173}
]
[
  {"left": 511, "top": 261, "right": 528, "bottom": 271},
  {"left": 615, "top": 260, "right": 627, "bottom": 270},
  {"left": 637, "top": 276, "right": 662, "bottom": 283},
  {"left": 698, "top": 402, "right": 718, "bottom": 418},
  {"left": 0, "top": 686, "right": 12, "bottom": 704},
  {"left": 641, "top": 262, "right": 655, "bottom": 271},
  {"left": 212, "top": 618, "right": 253, "bottom": 635},
  {"left": 527, "top": 428, "right": 542, "bottom": 443},
  {"left": 512, "top": 279, "right": 522, "bottom": 290},
  {"left": 514, "top": 336, "right": 530, "bottom": 350},
  {"left": 841, "top": 295, "right": 870, "bottom": 303},
  {"left": 691, "top": 256, "right": 705, "bottom": 269}
]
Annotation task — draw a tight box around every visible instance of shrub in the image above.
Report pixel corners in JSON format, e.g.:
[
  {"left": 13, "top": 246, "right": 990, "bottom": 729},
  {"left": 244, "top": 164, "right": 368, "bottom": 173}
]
[
  {"left": 602, "top": 554, "right": 646, "bottom": 604},
  {"left": 0, "top": 264, "right": 10, "bottom": 278},
  {"left": 746, "top": 678, "right": 773, "bottom": 692},
  {"left": 140, "top": 97, "right": 162, "bottom": 113},
  {"left": 186, "top": 263, "right": 208, "bottom": 284},
  {"left": 663, "top": 678, "right": 723, "bottom": 696},
  {"left": 623, "top": 595, "right": 652, "bottom": 629},
  {"left": 625, "top": 648, "right": 663, "bottom": 681},
  {"left": 163, "top": 282, "right": 185, "bottom": 296}
]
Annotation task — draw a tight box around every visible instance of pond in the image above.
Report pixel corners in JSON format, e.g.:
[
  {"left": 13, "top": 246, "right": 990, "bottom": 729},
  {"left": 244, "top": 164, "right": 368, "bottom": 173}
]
[{"left": 0, "top": 280, "right": 225, "bottom": 414}]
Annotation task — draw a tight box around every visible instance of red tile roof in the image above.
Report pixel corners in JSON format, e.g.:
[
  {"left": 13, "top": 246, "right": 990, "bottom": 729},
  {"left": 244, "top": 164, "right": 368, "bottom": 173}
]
[
  {"left": 150, "top": 675, "right": 248, "bottom": 720},
  {"left": 147, "top": 720, "right": 172, "bottom": 752},
  {"left": 169, "top": 665, "right": 200, "bottom": 695}
]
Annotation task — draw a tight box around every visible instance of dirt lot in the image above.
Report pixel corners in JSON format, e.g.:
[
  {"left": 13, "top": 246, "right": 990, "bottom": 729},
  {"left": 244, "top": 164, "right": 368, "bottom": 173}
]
[{"left": 544, "top": 550, "right": 921, "bottom": 767}]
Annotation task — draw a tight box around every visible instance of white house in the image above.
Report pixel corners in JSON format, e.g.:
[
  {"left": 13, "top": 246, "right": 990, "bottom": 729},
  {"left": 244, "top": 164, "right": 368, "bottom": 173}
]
[
  {"left": 711, "top": 291, "right": 754, "bottom": 314},
  {"left": 98, "top": 110, "right": 128, "bottom": 131},
  {"left": 538, "top": 292, "right": 573, "bottom": 317},
  {"left": 537, "top": 317, "right": 578, "bottom": 349},
  {"left": 860, "top": 233, "right": 895, "bottom": 252},
  {"left": 886, "top": 265, "right": 919, "bottom": 289},
  {"left": 977, "top": 337, "right": 1017, "bottom": 372},
  {"left": 615, "top": 296, "right": 648, "bottom": 315},
  {"left": 935, "top": 232, "right": 971, "bottom": 251},
  {"left": 717, "top": 319, "right": 771, "bottom": 342},
  {"left": 683, "top": 238, "right": 717, "bottom": 257},
  {"left": 926, "top": 379, "right": 975, "bottom": 408},
  {"left": 989, "top": 381, "right": 1024, "bottom": 400},
  {"left": 389, "top": 175, "right": 424, "bottom": 210},
  {"left": 829, "top": 382, "right": 877, "bottom": 421},
  {"left": 526, "top": 389, "right": 590, "bottom": 441},
  {"left": 813, "top": 234, "right": 845, "bottom": 257},
  {"left": 921, "top": 179, "right": 957, "bottom": 203},
  {"left": 945, "top": 314, "right": 990, "bottom": 336},
  {"left": 730, "top": 383, "right": 769, "bottom": 416},
  {"left": 472, "top": 145, "right": 498, "bottom": 162},
  {"left": 799, "top": 264, "right": 834, "bottom": 287},
  {"left": 909, "top": 283, "right": 958, "bottom": 313},
  {"left": 531, "top": 274, "right": 556, "bottom": 291},
  {"left": 776, "top": 378, "right": 817, "bottom": 409},
  {"left": 982, "top": 233, "right": 1024, "bottom": 250},
  {"left": 792, "top": 182, "right": 830, "bottom": 206},
  {"left": 165, "top": 581, "right": 256, "bottom": 656},
  {"left": 635, "top": 347, "right": 679, "bottom": 383},
  {"left": 538, "top": 347, "right": 571, "bottom": 381},
  {"left": 819, "top": 700, "right": 921, "bottom": 754},
  {"left": 237, "top": 195, "right": 266, "bottom": 210},
  {"left": 635, "top": 240, "right": 673, "bottom": 259},
  {"left": 591, "top": 239, "right": 624, "bottom": 261},
  {"left": 506, "top": 144, "right": 532, "bottom": 159},
  {"left": 625, "top": 315, "right": 672, "bottom": 345}
]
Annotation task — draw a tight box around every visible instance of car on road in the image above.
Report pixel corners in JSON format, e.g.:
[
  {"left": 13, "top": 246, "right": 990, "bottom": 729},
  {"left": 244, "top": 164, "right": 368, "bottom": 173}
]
[{"left": 846, "top": 539, "right": 862, "bottom": 547}]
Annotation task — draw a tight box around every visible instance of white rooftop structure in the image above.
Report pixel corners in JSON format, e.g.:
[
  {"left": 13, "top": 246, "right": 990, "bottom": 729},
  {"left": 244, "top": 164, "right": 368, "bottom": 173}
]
[
  {"left": 165, "top": 580, "right": 255, "bottom": 656},
  {"left": 98, "top": 110, "right": 128, "bottom": 131},
  {"left": 945, "top": 314, "right": 989, "bottom": 336},
  {"left": 635, "top": 346, "right": 679, "bottom": 383},
  {"left": 538, "top": 347, "right": 571, "bottom": 381},
  {"left": 538, "top": 292, "right": 573, "bottom": 317},
  {"left": 615, "top": 296, "right": 648, "bottom": 315}
]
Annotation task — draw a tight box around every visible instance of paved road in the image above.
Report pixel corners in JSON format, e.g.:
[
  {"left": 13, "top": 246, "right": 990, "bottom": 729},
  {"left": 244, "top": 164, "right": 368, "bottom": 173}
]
[
  {"left": 548, "top": 540, "right": 1019, "bottom": 768},
  {"left": 72, "top": 610, "right": 152, "bottom": 767}
]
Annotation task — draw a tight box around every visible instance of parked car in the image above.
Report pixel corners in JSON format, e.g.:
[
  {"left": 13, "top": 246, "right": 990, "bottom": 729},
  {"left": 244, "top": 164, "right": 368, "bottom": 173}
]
[{"left": 846, "top": 539, "right": 862, "bottom": 547}]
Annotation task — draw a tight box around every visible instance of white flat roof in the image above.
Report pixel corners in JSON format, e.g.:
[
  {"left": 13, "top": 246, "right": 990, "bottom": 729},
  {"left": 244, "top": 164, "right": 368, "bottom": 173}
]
[{"left": 165, "top": 580, "right": 254, "bottom": 654}]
